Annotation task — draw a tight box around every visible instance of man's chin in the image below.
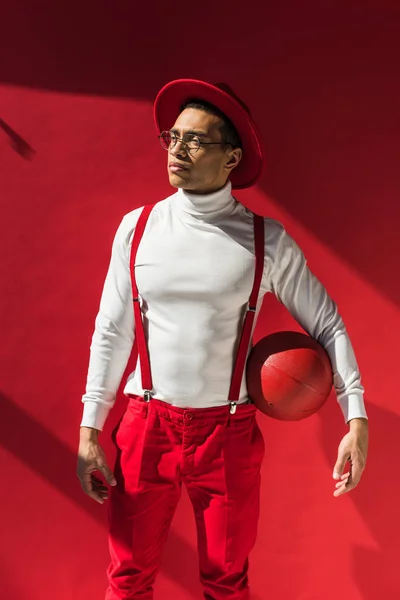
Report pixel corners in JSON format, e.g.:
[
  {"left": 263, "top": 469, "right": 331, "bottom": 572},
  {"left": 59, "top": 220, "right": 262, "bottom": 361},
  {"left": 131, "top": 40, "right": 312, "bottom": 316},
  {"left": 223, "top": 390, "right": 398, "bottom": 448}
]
[{"left": 168, "top": 172, "right": 191, "bottom": 188}]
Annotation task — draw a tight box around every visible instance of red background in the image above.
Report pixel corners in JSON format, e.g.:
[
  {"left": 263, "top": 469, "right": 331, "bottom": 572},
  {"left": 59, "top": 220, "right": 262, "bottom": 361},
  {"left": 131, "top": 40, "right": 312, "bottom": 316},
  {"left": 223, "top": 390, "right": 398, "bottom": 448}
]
[{"left": 1, "top": 2, "right": 399, "bottom": 599}]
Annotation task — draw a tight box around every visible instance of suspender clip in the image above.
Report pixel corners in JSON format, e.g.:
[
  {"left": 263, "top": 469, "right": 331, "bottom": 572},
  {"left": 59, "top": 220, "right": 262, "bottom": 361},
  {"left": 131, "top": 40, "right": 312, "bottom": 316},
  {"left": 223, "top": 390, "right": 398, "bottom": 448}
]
[
  {"left": 247, "top": 305, "right": 256, "bottom": 313},
  {"left": 229, "top": 401, "right": 237, "bottom": 415},
  {"left": 143, "top": 390, "right": 153, "bottom": 402}
]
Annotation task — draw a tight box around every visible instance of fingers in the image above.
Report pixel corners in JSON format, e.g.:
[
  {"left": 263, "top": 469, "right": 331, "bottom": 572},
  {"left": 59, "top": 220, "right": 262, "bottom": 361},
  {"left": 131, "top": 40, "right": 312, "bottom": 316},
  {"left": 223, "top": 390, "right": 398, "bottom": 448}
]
[
  {"left": 333, "top": 471, "right": 352, "bottom": 497},
  {"left": 333, "top": 457, "right": 364, "bottom": 497},
  {"left": 333, "top": 451, "right": 351, "bottom": 480},
  {"left": 348, "top": 457, "right": 363, "bottom": 488},
  {"left": 79, "top": 471, "right": 105, "bottom": 504},
  {"left": 91, "top": 475, "right": 110, "bottom": 502},
  {"left": 77, "top": 441, "right": 116, "bottom": 503},
  {"left": 333, "top": 449, "right": 365, "bottom": 497},
  {"left": 79, "top": 473, "right": 110, "bottom": 503},
  {"left": 98, "top": 463, "right": 117, "bottom": 487}
]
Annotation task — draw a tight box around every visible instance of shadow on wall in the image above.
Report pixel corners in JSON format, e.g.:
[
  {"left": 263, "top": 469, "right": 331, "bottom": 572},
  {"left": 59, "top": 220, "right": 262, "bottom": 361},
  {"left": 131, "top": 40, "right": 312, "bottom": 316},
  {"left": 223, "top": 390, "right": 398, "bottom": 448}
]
[
  {"left": 318, "top": 400, "right": 400, "bottom": 598},
  {"left": 0, "top": 392, "right": 202, "bottom": 599},
  {"left": 1, "top": 1, "right": 400, "bottom": 305},
  {"left": 0, "top": 119, "right": 35, "bottom": 159}
]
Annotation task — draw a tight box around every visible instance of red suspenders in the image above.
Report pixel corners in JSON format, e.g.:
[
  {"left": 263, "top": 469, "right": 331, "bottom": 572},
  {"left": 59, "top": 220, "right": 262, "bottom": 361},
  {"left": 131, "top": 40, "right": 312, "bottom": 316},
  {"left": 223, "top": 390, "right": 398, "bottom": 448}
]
[
  {"left": 129, "top": 205, "right": 265, "bottom": 409},
  {"left": 228, "top": 214, "right": 264, "bottom": 404},
  {"left": 129, "top": 204, "right": 156, "bottom": 401}
]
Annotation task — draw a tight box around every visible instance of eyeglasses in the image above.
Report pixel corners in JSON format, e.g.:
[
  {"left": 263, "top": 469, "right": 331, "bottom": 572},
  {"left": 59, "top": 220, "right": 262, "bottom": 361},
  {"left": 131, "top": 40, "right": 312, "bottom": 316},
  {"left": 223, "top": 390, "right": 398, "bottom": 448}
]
[{"left": 158, "top": 131, "right": 226, "bottom": 155}]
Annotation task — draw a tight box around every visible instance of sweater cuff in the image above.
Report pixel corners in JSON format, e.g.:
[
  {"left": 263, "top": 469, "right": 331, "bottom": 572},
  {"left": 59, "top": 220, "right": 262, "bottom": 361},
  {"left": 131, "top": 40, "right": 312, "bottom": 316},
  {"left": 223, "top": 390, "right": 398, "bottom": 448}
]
[
  {"left": 338, "top": 393, "right": 368, "bottom": 424},
  {"left": 80, "top": 400, "right": 111, "bottom": 431}
]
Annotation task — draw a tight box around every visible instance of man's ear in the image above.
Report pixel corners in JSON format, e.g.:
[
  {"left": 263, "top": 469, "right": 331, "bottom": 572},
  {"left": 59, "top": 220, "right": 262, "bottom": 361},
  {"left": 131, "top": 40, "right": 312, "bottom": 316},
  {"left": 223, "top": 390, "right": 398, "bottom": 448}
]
[{"left": 225, "top": 148, "right": 243, "bottom": 172}]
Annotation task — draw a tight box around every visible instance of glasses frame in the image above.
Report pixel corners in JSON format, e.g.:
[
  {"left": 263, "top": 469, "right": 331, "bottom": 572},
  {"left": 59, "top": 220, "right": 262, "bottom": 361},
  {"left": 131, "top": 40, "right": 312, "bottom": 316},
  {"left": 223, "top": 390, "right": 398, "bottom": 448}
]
[{"left": 158, "top": 130, "right": 230, "bottom": 155}]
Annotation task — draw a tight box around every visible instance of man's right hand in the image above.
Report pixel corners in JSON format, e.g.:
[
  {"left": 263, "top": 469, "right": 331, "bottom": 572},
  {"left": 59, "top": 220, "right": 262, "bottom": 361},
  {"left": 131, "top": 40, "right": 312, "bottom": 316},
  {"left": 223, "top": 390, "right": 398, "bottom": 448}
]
[{"left": 77, "top": 426, "right": 117, "bottom": 504}]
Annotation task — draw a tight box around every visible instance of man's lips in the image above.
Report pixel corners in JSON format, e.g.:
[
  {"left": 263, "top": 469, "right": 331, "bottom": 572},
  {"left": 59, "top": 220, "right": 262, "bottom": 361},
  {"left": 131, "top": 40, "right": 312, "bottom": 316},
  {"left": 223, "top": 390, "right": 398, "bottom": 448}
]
[{"left": 169, "top": 162, "right": 189, "bottom": 172}]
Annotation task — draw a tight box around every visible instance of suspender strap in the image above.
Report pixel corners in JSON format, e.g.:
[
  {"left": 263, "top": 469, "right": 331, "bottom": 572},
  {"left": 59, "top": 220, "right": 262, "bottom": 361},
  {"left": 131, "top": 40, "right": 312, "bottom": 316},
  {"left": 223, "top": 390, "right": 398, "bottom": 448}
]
[
  {"left": 129, "top": 208, "right": 265, "bottom": 404},
  {"left": 228, "top": 214, "right": 265, "bottom": 402},
  {"left": 129, "top": 204, "right": 157, "bottom": 396}
]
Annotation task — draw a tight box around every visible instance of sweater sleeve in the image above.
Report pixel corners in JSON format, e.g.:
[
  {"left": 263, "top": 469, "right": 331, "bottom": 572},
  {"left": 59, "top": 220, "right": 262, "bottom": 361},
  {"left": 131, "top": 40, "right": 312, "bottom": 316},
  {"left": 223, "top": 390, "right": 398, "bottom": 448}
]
[
  {"left": 265, "top": 219, "right": 367, "bottom": 424},
  {"left": 80, "top": 210, "right": 142, "bottom": 430}
]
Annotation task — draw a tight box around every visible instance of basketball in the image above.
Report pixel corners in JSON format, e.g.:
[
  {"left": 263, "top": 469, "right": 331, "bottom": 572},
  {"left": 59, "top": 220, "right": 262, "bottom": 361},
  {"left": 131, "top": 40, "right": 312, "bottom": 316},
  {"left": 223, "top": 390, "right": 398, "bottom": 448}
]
[{"left": 246, "top": 331, "right": 333, "bottom": 421}]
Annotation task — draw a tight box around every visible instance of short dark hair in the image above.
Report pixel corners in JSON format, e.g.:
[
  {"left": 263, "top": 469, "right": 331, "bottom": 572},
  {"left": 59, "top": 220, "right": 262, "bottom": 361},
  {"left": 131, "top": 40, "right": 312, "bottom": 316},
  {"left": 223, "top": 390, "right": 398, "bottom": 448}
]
[{"left": 180, "top": 99, "right": 242, "bottom": 150}]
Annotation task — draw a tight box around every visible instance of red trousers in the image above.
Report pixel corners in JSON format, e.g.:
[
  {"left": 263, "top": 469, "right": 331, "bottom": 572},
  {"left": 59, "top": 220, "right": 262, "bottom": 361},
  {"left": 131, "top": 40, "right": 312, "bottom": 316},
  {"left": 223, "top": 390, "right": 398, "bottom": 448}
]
[{"left": 106, "top": 396, "right": 265, "bottom": 600}]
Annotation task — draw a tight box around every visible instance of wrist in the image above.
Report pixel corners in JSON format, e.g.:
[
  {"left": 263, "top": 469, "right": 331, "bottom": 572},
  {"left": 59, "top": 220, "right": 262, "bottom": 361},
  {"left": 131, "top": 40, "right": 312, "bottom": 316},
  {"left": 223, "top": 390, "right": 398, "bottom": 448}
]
[
  {"left": 80, "top": 426, "right": 100, "bottom": 441},
  {"left": 348, "top": 417, "right": 368, "bottom": 431}
]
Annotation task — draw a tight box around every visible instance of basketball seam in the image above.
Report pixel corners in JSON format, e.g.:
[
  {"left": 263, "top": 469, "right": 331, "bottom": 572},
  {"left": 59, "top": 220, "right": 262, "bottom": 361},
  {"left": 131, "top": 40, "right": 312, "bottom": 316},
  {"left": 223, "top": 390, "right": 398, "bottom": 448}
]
[{"left": 264, "top": 363, "right": 328, "bottom": 396}]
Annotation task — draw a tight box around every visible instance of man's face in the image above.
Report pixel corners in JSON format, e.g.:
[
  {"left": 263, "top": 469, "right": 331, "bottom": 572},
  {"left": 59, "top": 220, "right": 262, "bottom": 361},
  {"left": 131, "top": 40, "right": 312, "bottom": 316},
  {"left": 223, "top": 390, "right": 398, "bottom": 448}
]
[{"left": 167, "top": 108, "right": 242, "bottom": 195}]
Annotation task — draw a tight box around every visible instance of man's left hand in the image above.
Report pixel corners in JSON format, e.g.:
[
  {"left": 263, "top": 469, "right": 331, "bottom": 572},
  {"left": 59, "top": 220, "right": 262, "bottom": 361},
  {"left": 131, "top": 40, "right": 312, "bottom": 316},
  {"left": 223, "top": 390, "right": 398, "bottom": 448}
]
[{"left": 332, "top": 418, "right": 368, "bottom": 497}]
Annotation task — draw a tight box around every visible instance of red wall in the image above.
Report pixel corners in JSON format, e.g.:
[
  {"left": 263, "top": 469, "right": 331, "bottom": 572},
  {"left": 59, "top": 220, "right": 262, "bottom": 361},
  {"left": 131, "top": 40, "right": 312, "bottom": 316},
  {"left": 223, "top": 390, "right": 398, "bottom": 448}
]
[{"left": 1, "top": 3, "right": 399, "bottom": 599}]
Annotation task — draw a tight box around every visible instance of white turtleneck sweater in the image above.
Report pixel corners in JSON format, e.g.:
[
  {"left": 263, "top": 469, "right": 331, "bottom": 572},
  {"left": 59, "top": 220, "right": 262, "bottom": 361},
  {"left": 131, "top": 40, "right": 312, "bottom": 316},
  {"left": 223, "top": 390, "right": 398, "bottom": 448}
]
[{"left": 81, "top": 182, "right": 367, "bottom": 431}]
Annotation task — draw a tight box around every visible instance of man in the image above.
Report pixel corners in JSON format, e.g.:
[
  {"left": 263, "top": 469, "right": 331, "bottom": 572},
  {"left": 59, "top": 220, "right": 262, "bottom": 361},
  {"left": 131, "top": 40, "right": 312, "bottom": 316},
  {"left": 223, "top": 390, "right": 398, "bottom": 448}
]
[{"left": 77, "top": 79, "right": 369, "bottom": 600}]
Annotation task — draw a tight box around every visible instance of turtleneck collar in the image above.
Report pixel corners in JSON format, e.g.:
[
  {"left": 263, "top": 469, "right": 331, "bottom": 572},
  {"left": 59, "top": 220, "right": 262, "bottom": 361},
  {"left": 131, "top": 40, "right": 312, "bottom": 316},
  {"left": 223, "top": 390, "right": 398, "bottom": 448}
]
[{"left": 174, "top": 181, "right": 237, "bottom": 221}]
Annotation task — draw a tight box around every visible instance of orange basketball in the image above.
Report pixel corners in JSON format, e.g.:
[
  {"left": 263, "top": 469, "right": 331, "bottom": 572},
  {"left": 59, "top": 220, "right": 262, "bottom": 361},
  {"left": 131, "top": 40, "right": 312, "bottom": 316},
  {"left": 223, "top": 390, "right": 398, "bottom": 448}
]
[{"left": 246, "top": 331, "right": 333, "bottom": 421}]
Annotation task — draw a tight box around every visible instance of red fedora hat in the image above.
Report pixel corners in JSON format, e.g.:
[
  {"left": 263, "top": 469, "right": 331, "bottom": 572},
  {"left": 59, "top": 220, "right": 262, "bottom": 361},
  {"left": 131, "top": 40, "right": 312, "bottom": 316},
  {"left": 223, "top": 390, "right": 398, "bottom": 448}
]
[{"left": 154, "top": 79, "right": 266, "bottom": 190}]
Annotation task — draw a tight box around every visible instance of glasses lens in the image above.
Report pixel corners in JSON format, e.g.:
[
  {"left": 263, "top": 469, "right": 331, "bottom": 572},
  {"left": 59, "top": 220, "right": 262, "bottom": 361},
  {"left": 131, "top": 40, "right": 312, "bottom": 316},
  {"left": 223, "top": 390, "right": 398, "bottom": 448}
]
[
  {"left": 184, "top": 135, "right": 200, "bottom": 153},
  {"left": 159, "top": 132, "right": 173, "bottom": 150}
]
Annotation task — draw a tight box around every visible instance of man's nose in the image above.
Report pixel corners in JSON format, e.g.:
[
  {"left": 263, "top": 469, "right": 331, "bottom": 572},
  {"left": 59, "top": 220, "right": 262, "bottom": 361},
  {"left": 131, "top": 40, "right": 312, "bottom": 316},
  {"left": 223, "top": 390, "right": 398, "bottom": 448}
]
[{"left": 170, "top": 139, "right": 188, "bottom": 159}]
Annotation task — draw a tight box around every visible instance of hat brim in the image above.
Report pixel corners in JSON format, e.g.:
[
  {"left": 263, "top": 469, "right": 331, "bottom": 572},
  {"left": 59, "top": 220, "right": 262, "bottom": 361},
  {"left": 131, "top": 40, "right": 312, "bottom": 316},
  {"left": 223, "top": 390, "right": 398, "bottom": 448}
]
[{"left": 154, "top": 79, "right": 265, "bottom": 190}]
